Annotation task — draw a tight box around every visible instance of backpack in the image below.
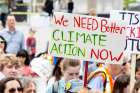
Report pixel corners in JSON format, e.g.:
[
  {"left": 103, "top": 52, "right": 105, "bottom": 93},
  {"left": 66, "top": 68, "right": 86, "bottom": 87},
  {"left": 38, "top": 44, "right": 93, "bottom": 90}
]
[{"left": 88, "top": 71, "right": 107, "bottom": 92}]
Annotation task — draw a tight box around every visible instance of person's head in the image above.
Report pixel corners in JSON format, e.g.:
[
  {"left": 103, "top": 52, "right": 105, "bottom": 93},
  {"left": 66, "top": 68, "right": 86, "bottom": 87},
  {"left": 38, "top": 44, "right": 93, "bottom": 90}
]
[
  {"left": 112, "top": 74, "right": 130, "bottom": 93},
  {"left": 133, "top": 79, "right": 140, "bottom": 93},
  {"left": 121, "top": 56, "right": 131, "bottom": 75},
  {"left": 52, "top": 57, "right": 63, "bottom": 81},
  {"left": 108, "top": 64, "right": 122, "bottom": 77},
  {"left": 0, "top": 77, "right": 23, "bottom": 93},
  {"left": 20, "top": 77, "right": 36, "bottom": 93},
  {"left": 121, "top": 62, "right": 130, "bottom": 75},
  {"left": 136, "top": 59, "right": 140, "bottom": 80},
  {"left": 16, "top": 49, "right": 30, "bottom": 66},
  {"left": 89, "top": 8, "right": 96, "bottom": 16},
  {"left": 29, "top": 28, "right": 36, "bottom": 37},
  {"left": 0, "top": 35, "right": 7, "bottom": 53},
  {"left": 6, "top": 15, "right": 16, "bottom": 31},
  {"left": 0, "top": 54, "right": 21, "bottom": 77},
  {"left": 62, "top": 58, "right": 80, "bottom": 81}
]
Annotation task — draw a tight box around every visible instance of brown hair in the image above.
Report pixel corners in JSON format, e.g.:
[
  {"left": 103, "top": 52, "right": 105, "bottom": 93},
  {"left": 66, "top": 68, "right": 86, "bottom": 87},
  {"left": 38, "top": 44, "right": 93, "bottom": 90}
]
[
  {"left": 0, "top": 77, "right": 23, "bottom": 93},
  {"left": 62, "top": 58, "right": 80, "bottom": 71},
  {"left": 112, "top": 74, "right": 130, "bottom": 93},
  {"left": 133, "top": 80, "right": 140, "bottom": 93}
]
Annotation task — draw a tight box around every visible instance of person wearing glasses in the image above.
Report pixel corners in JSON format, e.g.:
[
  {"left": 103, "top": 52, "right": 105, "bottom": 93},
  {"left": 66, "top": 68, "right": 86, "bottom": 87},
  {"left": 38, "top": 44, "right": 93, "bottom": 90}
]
[{"left": 0, "top": 77, "right": 23, "bottom": 93}]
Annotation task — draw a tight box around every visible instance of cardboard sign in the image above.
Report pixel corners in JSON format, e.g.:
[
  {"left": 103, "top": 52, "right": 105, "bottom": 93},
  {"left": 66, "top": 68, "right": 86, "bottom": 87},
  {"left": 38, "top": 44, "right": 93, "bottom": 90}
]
[
  {"left": 48, "top": 12, "right": 126, "bottom": 64},
  {"left": 110, "top": 10, "right": 140, "bottom": 54}
]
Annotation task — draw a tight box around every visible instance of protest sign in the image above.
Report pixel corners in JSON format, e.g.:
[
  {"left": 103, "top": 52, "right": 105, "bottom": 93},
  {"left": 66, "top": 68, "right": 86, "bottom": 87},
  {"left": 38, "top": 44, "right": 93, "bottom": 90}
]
[
  {"left": 110, "top": 10, "right": 140, "bottom": 92},
  {"left": 110, "top": 10, "right": 140, "bottom": 54},
  {"left": 48, "top": 12, "right": 126, "bottom": 64}
]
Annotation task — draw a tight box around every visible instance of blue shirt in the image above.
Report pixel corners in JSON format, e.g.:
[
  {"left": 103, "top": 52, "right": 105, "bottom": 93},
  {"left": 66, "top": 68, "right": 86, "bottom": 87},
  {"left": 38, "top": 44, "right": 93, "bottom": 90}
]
[
  {"left": 0, "top": 29, "right": 25, "bottom": 54},
  {"left": 88, "top": 76, "right": 104, "bottom": 92},
  {"left": 46, "top": 79, "right": 65, "bottom": 93}
]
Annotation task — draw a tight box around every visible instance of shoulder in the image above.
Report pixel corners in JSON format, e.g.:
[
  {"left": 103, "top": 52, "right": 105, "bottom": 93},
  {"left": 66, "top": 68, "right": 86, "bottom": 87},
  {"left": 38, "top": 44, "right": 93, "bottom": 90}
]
[
  {"left": 0, "top": 29, "right": 8, "bottom": 34},
  {"left": 47, "top": 77, "right": 56, "bottom": 85}
]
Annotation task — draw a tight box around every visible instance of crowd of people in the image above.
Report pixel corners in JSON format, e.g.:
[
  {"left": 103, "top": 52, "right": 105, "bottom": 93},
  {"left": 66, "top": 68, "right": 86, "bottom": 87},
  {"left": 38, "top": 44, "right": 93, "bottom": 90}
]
[
  {"left": 0, "top": 0, "right": 140, "bottom": 93},
  {"left": 0, "top": 14, "right": 139, "bottom": 93}
]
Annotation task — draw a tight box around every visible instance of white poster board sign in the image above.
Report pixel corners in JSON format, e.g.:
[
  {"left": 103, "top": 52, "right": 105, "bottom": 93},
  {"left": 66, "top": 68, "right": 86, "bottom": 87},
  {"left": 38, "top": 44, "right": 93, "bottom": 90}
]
[
  {"left": 110, "top": 10, "right": 140, "bottom": 54},
  {"left": 48, "top": 12, "right": 126, "bottom": 64}
]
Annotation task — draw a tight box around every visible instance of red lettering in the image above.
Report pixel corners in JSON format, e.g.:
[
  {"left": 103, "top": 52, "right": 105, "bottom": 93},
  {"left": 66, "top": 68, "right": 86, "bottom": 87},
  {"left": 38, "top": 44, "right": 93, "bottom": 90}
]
[
  {"left": 100, "top": 49, "right": 108, "bottom": 60},
  {"left": 110, "top": 51, "right": 123, "bottom": 62},
  {"left": 54, "top": 15, "right": 68, "bottom": 26},
  {"left": 92, "top": 18, "right": 98, "bottom": 30},
  {"left": 87, "top": 18, "right": 92, "bottom": 30},
  {"left": 74, "top": 16, "right": 80, "bottom": 28},
  {"left": 90, "top": 48, "right": 99, "bottom": 59},
  {"left": 90, "top": 48, "right": 123, "bottom": 63},
  {"left": 81, "top": 17, "right": 86, "bottom": 29},
  {"left": 127, "top": 27, "right": 135, "bottom": 38},
  {"left": 137, "top": 27, "right": 140, "bottom": 38},
  {"left": 101, "top": 19, "right": 108, "bottom": 32},
  {"left": 74, "top": 16, "right": 98, "bottom": 31}
]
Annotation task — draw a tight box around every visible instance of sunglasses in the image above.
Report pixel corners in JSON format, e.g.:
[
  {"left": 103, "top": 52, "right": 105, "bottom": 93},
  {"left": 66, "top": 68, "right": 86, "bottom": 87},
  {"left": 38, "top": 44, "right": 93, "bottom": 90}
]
[
  {"left": 0, "top": 41, "right": 5, "bottom": 43},
  {"left": 9, "top": 87, "right": 23, "bottom": 93}
]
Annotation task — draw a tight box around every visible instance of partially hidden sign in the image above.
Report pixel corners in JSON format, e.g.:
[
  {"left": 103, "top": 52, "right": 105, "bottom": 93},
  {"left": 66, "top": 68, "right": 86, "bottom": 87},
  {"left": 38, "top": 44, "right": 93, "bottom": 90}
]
[
  {"left": 110, "top": 10, "right": 140, "bottom": 54},
  {"left": 48, "top": 12, "right": 126, "bottom": 64}
]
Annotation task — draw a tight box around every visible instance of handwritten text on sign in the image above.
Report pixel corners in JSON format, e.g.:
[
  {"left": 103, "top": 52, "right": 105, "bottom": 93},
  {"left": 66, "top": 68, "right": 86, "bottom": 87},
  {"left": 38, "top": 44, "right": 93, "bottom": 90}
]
[
  {"left": 110, "top": 10, "right": 140, "bottom": 53},
  {"left": 49, "top": 12, "right": 126, "bottom": 64}
]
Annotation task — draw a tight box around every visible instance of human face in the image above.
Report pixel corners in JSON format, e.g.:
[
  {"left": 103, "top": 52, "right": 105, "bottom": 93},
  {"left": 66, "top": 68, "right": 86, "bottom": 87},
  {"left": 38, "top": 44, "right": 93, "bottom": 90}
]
[
  {"left": 17, "top": 56, "right": 26, "bottom": 66},
  {"left": 63, "top": 66, "right": 80, "bottom": 81},
  {"left": 122, "top": 62, "right": 131, "bottom": 75},
  {"left": 4, "top": 80, "right": 23, "bottom": 93},
  {"left": 6, "top": 16, "right": 16, "bottom": 31},
  {"left": 2, "top": 62, "right": 20, "bottom": 77},
  {"left": 29, "top": 31, "right": 35, "bottom": 37},
  {"left": 136, "top": 68, "right": 140, "bottom": 80},
  {"left": 0, "top": 38, "right": 5, "bottom": 52},
  {"left": 109, "top": 64, "right": 121, "bottom": 77},
  {"left": 23, "top": 82, "right": 36, "bottom": 93}
]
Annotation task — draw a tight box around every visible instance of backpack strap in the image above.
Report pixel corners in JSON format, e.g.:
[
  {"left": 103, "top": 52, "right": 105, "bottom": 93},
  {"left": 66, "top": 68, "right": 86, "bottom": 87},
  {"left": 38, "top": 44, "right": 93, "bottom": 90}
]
[{"left": 88, "top": 71, "right": 107, "bottom": 92}]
